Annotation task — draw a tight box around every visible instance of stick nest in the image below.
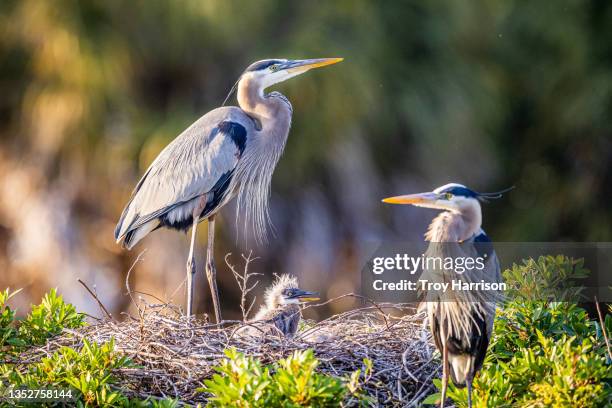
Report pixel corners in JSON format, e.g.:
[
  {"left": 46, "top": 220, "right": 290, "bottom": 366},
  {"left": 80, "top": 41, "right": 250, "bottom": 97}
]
[{"left": 23, "top": 298, "right": 440, "bottom": 406}]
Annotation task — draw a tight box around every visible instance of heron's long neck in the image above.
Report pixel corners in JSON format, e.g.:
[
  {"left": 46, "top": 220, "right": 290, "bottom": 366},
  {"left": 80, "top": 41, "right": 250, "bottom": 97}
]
[
  {"left": 425, "top": 206, "right": 481, "bottom": 242},
  {"left": 237, "top": 80, "right": 292, "bottom": 138}
]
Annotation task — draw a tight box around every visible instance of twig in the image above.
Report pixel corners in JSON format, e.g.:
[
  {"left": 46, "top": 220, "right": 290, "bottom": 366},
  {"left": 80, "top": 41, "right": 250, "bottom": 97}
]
[
  {"left": 77, "top": 279, "right": 113, "bottom": 319},
  {"left": 132, "top": 290, "right": 170, "bottom": 305},
  {"left": 401, "top": 347, "right": 419, "bottom": 381},
  {"left": 595, "top": 296, "right": 612, "bottom": 360},
  {"left": 225, "top": 251, "right": 261, "bottom": 321},
  {"left": 125, "top": 250, "right": 147, "bottom": 316}
]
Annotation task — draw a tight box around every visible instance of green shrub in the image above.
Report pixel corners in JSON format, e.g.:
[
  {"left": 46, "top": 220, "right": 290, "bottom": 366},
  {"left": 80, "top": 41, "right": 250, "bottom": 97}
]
[
  {"left": 202, "top": 348, "right": 369, "bottom": 407},
  {"left": 1, "top": 338, "right": 132, "bottom": 406},
  {"left": 202, "top": 348, "right": 271, "bottom": 407},
  {"left": 503, "top": 255, "right": 589, "bottom": 302},
  {"left": 0, "top": 288, "right": 87, "bottom": 357},
  {"left": 0, "top": 288, "right": 23, "bottom": 350},
  {"left": 0, "top": 289, "right": 132, "bottom": 406},
  {"left": 19, "top": 289, "right": 86, "bottom": 345}
]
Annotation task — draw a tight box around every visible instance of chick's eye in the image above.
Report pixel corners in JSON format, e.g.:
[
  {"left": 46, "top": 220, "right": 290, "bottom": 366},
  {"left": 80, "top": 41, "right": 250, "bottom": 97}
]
[
  {"left": 270, "top": 64, "right": 279, "bottom": 72},
  {"left": 445, "top": 193, "right": 453, "bottom": 200}
]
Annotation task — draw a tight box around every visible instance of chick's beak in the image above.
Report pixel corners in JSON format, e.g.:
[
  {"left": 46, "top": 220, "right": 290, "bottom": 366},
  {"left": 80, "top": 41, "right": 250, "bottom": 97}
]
[
  {"left": 382, "top": 192, "right": 438, "bottom": 205},
  {"left": 291, "top": 289, "right": 320, "bottom": 302},
  {"left": 282, "top": 58, "right": 343, "bottom": 74}
]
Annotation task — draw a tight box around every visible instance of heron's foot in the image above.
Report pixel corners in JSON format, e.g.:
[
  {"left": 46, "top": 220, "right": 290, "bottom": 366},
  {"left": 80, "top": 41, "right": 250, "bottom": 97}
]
[
  {"left": 184, "top": 312, "right": 209, "bottom": 323},
  {"left": 187, "top": 258, "right": 196, "bottom": 275},
  {"left": 205, "top": 260, "right": 217, "bottom": 279}
]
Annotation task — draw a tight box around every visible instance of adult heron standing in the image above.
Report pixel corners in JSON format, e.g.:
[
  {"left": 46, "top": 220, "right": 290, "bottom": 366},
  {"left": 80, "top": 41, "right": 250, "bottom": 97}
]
[
  {"left": 115, "top": 58, "right": 343, "bottom": 321},
  {"left": 383, "top": 183, "right": 510, "bottom": 408}
]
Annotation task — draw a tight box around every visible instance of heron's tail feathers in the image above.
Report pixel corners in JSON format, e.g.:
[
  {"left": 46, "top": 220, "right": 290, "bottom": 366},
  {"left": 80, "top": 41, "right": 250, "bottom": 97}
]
[
  {"left": 119, "top": 219, "right": 159, "bottom": 250},
  {"left": 114, "top": 202, "right": 137, "bottom": 242}
]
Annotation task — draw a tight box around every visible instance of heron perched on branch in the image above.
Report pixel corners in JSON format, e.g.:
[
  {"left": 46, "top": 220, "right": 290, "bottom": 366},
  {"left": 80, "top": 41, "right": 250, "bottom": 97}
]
[
  {"left": 115, "top": 57, "right": 343, "bottom": 321},
  {"left": 383, "top": 183, "right": 511, "bottom": 408},
  {"left": 244, "top": 274, "right": 319, "bottom": 337}
]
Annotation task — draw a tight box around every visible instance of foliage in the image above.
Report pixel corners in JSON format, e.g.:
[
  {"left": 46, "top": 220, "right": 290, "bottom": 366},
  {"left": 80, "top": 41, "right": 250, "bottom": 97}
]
[
  {"left": 18, "top": 289, "right": 86, "bottom": 346},
  {"left": 0, "top": 288, "right": 23, "bottom": 350},
  {"left": 202, "top": 348, "right": 370, "bottom": 407},
  {"left": 428, "top": 256, "right": 612, "bottom": 407},
  {"left": 503, "top": 255, "right": 589, "bottom": 302},
  {"left": 202, "top": 348, "right": 271, "bottom": 407},
  {"left": 0, "top": 288, "right": 86, "bottom": 355},
  {"left": 1, "top": 339, "right": 132, "bottom": 406}
]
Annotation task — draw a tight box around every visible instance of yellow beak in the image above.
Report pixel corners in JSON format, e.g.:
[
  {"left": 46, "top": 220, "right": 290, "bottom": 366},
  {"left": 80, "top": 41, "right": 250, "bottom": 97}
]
[
  {"left": 286, "top": 58, "right": 344, "bottom": 74},
  {"left": 382, "top": 192, "right": 437, "bottom": 205},
  {"left": 293, "top": 290, "right": 321, "bottom": 302}
]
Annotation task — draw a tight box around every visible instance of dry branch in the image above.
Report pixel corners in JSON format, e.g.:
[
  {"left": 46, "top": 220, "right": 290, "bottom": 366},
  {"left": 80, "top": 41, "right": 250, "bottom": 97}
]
[{"left": 225, "top": 252, "right": 261, "bottom": 321}]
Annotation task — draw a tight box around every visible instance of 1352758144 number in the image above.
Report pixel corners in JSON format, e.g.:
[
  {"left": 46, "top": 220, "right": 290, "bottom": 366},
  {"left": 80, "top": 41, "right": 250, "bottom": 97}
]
[{"left": 2, "top": 387, "right": 76, "bottom": 402}]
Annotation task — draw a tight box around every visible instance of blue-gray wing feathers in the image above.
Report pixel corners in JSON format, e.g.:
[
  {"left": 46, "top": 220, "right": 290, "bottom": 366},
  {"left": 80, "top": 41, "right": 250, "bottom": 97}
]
[{"left": 115, "top": 107, "right": 251, "bottom": 249}]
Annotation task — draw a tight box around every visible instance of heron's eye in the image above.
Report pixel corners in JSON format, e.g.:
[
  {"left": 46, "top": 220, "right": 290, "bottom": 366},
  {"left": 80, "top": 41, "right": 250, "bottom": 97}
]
[
  {"left": 270, "top": 64, "right": 280, "bottom": 72},
  {"left": 445, "top": 193, "right": 453, "bottom": 200}
]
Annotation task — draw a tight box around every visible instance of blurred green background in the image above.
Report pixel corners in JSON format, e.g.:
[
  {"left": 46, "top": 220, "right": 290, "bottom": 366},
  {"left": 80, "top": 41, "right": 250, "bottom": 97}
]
[{"left": 0, "top": 0, "right": 611, "bottom": 319}]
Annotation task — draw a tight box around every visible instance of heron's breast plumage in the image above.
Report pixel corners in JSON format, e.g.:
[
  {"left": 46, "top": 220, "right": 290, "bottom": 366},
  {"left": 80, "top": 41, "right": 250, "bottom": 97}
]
[
  {"left": 262, "top": 304, "right": 301, "bottom": 337},
  {"left": 423, "top": 222, "right": 500, "bottom": 386}
]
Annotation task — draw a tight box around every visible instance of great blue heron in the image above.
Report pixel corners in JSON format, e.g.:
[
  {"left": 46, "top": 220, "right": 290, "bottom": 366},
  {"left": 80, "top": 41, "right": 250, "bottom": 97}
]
[
  {"left": 383, "top": 183, "right": 510, "bottom": 408},
  {"left": 115, "top": 57, "right": 342, "bottom": 321},
  {"left": 244, "top": 274, "right": 319, "bottom": 337}
]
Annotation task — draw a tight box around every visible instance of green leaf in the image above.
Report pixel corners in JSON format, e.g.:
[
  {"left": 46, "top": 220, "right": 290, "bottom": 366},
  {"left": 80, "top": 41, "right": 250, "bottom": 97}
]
[{"left": 422, "top": 392, "right": 441, "bottom": 405}]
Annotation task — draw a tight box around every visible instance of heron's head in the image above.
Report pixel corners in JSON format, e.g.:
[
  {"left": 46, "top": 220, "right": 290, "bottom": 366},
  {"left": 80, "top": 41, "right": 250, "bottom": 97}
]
[
  {"left": 265, "top": 274, "right": 320, "bottom": 308},
  {"left": 280, "top": 287, "right": 320, "bottom": 305},
  {"left": 382, "top": 183, "right": 513, "bottom": 214},
  {"left": 240, "top": 58, "right": 343, "bottom": 91}
]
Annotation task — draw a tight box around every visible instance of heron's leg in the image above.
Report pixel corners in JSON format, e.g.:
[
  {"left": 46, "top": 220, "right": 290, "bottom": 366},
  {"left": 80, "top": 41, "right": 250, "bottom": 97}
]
[
  {"left": 205, "top": 215, "right": 222, "bottom": 323},
  {"left": 440, "top": 343, "right": 448, "bottom": 408},
  {"left": 186, "top": 196, "right": 207, "bottom": 318},
  {"left": 186, "top": 215, "right": 200, "bottom": 317},
  {"left": 466, "top": 372, "right": 474, "bottom": 408},
  {"left": 421, "top": 316, "right": 431, "bottom": 357}
]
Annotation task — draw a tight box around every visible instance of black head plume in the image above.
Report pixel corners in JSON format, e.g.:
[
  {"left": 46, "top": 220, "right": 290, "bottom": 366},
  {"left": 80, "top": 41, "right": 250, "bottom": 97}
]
[
  {"left": 477, "top": 186, "right": 515, "bottom": 202},
  {"left": 222, "top": 76, "right": 241, "bottom": 107}
]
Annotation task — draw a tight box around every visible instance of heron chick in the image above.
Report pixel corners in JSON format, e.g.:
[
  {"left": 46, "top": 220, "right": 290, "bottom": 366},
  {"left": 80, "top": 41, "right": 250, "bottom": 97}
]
[
  {"left": 114, "top": 57, "right": 342, "bottom": 321},
  {"left": 246, "top": 274, "right": 319, "bottom": 337},
  {"left": 383, "top": 183, "right": 511, "bottom": 408}
]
